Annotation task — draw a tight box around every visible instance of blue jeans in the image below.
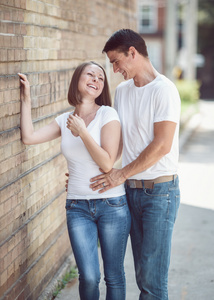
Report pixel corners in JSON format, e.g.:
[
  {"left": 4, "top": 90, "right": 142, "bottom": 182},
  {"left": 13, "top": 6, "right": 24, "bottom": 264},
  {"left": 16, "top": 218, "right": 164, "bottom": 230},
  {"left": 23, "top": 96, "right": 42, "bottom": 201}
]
[
  {"left": 66, "top": 195, "right": 131, "bottom": 300},
  {"left": 126, "top": 176, "right": 180, "bottom": 300}
]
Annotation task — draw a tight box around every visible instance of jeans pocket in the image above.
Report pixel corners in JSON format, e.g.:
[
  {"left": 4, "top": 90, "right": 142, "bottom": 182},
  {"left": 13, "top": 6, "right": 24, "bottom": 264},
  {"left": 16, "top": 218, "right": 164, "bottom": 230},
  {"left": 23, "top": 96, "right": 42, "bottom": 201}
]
[
  {"left": 65, "top": 199, "right": 78, "bottom": 210},
  {"left": 105, "top": 195, "right": 127, "bottom": 207},
  {"left": 144, "top": 188, "right": 169, "bottom": 197}
]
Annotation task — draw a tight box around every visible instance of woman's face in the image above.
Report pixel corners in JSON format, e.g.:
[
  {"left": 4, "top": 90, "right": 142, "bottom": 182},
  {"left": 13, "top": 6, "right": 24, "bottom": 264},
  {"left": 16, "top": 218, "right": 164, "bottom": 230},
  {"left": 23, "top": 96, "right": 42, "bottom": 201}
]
[{"left": 78, "top": 64, "right": 105, "bottom": 99}]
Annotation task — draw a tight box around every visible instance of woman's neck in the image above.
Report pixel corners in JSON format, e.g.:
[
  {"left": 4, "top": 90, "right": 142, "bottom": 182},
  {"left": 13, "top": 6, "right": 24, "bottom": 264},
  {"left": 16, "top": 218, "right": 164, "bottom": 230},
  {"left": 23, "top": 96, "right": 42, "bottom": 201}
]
[{"left": 74, "top": 102, "right": 100, "bottom": 119}]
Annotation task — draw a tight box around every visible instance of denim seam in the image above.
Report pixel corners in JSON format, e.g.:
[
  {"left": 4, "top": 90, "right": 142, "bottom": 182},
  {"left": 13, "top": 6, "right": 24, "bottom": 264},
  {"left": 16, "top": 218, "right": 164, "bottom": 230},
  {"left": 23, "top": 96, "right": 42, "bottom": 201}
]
[
  {"left": 119, "top": 208, "right": 129, "bottom": 298},
  {"left": 105, "top": 196, "right": 126, "bottom": 207},
  {"left": 174, "top": 195, "right": 180, "bottom": 223}
]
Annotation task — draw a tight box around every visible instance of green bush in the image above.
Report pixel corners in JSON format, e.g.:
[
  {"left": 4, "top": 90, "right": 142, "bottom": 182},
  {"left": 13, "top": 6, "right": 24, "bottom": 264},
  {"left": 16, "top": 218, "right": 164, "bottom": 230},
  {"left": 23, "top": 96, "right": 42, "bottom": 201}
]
[{"left": 175, "top": 80, "right": 200, "bottom": 104}]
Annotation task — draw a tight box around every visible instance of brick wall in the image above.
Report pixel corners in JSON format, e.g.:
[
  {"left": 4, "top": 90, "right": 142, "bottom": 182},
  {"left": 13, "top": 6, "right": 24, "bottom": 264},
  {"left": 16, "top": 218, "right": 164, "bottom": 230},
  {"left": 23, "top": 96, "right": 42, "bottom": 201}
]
[{"left": 0, "top": 1, "right": 137, "bottom": 299}]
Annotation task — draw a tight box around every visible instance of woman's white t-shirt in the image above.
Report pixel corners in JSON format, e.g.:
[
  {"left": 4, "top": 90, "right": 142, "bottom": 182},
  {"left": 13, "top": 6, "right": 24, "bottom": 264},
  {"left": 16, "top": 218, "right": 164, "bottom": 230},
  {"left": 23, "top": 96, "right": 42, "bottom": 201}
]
[{"left": 55, "top": 105, "right": 125, "bottom": 199}]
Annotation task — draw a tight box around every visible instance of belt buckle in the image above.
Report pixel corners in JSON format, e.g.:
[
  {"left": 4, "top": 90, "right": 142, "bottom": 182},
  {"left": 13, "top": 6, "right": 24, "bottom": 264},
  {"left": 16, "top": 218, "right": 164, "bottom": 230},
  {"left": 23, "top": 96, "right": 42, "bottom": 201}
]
[{"left": 129, "top": 180, "right": 136, "bottom": 188}]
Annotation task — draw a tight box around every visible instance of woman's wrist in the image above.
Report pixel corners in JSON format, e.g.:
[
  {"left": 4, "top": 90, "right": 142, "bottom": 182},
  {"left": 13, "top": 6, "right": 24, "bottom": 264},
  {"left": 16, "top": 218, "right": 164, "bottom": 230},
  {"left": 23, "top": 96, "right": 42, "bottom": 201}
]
[
  {"left": 79, "top": 127, "right": 88, "bottom": 138},
  {"left": 21, "top": 98, "right": 31, "bottom": 106}
]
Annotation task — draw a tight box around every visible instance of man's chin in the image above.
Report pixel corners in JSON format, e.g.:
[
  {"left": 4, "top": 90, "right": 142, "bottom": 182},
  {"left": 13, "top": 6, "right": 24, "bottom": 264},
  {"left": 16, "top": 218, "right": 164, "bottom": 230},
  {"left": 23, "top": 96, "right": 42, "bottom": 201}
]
[{"left": 122, "top": 73, "right": 128, "bottom": 80}]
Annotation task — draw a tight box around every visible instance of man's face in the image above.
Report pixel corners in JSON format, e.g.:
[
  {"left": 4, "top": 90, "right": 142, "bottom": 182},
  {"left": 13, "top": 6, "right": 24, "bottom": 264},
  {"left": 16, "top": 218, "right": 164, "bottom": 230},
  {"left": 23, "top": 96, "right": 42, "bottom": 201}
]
[{"left": 107, "top": 49, "right": 134, "bottom": 80}]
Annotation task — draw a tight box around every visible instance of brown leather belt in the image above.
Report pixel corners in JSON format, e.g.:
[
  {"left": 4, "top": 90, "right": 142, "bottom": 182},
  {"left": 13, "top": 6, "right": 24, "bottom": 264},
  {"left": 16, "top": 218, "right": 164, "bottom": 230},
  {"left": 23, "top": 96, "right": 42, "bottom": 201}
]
[{"left": 126, "top": 175, "right": 177, "bottom": 189}]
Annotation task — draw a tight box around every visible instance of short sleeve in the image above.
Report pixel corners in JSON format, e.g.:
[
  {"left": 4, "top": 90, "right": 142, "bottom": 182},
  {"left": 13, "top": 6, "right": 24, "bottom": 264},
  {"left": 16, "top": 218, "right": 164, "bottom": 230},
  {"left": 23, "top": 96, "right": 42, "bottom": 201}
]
[
  {"left": 100, "top": 106, "right": 120, "bottom": 127},
  {"left": 55, "top": 112, "right": 70, "bottom": 129},
  {"left": 154, "top": 85, "right": 181, "bottom": 124},
  {"left": 55, "top": 114, "right": 62, "bottom": 128},
  {"left": 114, "top": 88, "right": 119, "bottom": 112}
]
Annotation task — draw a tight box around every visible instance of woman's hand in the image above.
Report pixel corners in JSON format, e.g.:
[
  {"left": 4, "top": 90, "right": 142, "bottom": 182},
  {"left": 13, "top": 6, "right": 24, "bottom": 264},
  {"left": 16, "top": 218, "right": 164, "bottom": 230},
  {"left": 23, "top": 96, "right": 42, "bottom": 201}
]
[
  {"left": 66, "top": 114, "right": 87, "bottom": 137},
  {"left": 18, "top": 73, "right": 31, "bottom": 102}
]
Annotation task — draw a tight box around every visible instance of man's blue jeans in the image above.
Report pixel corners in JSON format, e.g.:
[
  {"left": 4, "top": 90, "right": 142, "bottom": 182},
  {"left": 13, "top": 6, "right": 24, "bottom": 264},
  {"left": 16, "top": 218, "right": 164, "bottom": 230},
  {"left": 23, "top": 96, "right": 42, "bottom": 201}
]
[
  {"left": 126, "top": 176, "right": 180, "bottom": 300},
  {"left": 66, "top": 195, "right": 131, "bottom": 300}
]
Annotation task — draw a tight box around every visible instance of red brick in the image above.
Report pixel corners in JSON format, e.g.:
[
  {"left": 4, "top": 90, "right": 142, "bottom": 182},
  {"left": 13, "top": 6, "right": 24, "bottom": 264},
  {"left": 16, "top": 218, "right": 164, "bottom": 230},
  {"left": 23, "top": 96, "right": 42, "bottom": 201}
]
[
  {"left": 0, "top": 63, "right": 7, "bottom": 75},
  {"left": 0, "top": 2, "right": 137, "bottom": 300},
  {"left": 7, "top": 23, "right": 14, "bottom": 34},
  {"left": 14, "top": 0, "right": 21, "bottom": 8},
  {"left": 0, "top": 91, "right": 4, "bottom": 103},
  {"left": 0, "top": 243, "right": 8, "bottom": 260},
  {"left": 0, "top": 49, "right": 8, "bottom": 61},
  {"left": 8, "top": 49, "right": 15, "bottom": 61},
  {"left": 0, "top": 273, "right": 8, "bottom": 296},
  {"left": 7, "top": 62, "right": 22, "bottom": 75},
  {"left": 20, "top": 0, "right": 26, "bottom": 9}
]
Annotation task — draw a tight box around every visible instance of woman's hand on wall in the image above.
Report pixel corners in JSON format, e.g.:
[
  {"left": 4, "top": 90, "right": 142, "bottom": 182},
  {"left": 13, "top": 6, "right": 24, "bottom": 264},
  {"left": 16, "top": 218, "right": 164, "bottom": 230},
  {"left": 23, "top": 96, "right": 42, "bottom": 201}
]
[{"left": 18, "top": 73, "right": 31, "bottom": 102}]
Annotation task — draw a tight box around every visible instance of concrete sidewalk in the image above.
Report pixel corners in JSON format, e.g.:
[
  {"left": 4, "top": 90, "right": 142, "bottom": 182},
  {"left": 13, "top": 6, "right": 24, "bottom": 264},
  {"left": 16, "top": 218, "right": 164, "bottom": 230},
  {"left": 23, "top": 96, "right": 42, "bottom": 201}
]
[{"left": 56, "top": 100, "right": 214, "bottom": 300}]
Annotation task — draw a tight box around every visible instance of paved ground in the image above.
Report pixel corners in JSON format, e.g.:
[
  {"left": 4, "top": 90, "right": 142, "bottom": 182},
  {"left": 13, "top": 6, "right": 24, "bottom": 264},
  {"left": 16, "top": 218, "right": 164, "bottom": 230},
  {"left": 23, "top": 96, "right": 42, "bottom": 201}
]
[{"left": 56, "top": 100, "right": 214, "bottom": 300}]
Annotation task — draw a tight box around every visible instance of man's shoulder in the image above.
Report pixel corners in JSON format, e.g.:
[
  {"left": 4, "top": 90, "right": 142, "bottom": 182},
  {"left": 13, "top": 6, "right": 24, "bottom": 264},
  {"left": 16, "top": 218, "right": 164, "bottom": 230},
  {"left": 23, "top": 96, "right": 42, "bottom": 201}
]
[
  {"left": 153, "top": 75, "right": 180, "bottom": 104},
  {"left": 155, "top": 74, "right": 177, "bottom": 90}
]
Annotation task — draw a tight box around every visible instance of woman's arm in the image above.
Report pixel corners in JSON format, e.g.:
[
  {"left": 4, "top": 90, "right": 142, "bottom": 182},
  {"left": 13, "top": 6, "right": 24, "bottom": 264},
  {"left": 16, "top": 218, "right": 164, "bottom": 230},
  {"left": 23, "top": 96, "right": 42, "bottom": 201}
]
[
  {"left": 18, "top": 73, "right": 61, "bottom": 145},
  {"left": 116, "top": 133, "right": 123, "bottom": 161},
  {"left": 66, "top": 114, "right": 121, "bottom": 173}
]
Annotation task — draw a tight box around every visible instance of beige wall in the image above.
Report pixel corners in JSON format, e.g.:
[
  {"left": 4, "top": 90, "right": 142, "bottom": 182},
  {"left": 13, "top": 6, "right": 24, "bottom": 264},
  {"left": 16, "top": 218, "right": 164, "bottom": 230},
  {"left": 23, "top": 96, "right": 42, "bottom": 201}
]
[{"left": 0, "top": 0, "right": 137, "bottom": 299}]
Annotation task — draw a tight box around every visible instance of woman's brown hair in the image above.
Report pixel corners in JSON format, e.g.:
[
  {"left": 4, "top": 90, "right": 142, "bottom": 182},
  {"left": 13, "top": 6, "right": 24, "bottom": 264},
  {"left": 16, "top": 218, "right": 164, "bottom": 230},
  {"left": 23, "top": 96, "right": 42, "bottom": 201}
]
[{"left": 67, "top": 62, "right": 112, "bottom": 107}]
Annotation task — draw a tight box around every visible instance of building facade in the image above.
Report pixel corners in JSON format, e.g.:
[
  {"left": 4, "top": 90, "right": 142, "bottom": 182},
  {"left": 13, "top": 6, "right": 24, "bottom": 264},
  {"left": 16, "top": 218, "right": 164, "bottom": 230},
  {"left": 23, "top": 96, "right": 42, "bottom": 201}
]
[{"left": 137, "top": 0, "right": 166, "bottom": 73}]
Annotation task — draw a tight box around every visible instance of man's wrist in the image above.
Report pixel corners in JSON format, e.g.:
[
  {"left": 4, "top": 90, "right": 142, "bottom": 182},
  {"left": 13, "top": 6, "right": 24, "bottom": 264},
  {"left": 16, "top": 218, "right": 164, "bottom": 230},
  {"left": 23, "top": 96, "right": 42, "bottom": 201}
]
[
  {"left": 120, "top": 168, "right": 128, "bottom": 182},
  {"left": 121, "top": 164, "right": 134, "bottom": 181}
]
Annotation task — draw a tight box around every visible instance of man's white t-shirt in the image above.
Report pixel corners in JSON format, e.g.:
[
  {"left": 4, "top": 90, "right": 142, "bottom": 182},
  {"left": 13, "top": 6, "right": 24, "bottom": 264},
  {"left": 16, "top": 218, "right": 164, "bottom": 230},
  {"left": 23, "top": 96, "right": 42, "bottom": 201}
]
[
  {"left": 114, "top": 74, "right": 181, "bottom": 180},
  {"left": 55, "top": 105, "right": 125, "bottom": 199}
]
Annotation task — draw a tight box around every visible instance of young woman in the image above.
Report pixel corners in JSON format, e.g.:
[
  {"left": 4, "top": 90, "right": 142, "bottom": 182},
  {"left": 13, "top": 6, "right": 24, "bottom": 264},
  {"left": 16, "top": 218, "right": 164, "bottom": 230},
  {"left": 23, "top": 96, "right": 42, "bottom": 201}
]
[{"left": 18, "top": 61, "right": 131, "bottom": 300}]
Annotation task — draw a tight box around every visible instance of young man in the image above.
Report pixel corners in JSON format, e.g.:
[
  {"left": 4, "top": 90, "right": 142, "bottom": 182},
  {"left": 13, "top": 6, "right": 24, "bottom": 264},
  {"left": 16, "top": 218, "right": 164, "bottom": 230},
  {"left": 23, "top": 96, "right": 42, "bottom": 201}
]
[{"left": 90, "top": 29, "right": 181, "bottom": 300}]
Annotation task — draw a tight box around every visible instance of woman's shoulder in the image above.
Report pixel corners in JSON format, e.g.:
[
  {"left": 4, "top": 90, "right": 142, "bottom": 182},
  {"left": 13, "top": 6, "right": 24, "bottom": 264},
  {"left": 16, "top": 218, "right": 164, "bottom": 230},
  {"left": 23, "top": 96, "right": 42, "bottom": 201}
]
[
  {"left": 100, "top": 105, "right": 117, "bottom": 113},
  {"left": 56, "top": 111, "right": 72, "bottom": 120},
  {"left": 55, "top": 111, "right": 73, "bottom": 126},
  {"left": 99, "top": 106, "right": 119, "bottom": 117},
  {"left": 98, "top": 106, "right": 120, "bottom": 124}
]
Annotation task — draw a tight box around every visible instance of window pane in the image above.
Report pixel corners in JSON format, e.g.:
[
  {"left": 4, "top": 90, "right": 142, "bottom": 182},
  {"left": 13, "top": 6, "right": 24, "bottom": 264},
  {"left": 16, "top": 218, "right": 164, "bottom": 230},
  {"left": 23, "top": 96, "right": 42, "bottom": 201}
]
[
  {"left": 139, "top": 3, "right": 157, "bottom": 33},
  {"left": 142, "top": 6, "right": 150, "bottom": 14},
  {"left": 142, "top": 19, "right": 150, "bottom": 27}
]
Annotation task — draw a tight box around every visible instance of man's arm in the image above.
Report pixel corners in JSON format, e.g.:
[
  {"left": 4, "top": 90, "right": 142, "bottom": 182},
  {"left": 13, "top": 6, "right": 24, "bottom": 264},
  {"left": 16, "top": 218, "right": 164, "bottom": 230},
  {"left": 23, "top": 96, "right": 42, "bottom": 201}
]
[{"left": 90, "top": 120, "right": 177, "bottom": 193}]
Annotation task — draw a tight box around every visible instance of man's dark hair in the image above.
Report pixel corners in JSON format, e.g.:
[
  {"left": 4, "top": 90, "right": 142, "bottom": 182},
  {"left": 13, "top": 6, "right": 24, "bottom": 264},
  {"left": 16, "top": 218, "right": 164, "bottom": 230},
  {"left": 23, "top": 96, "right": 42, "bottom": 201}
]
[{"left": 102, "top": 29, "right": 148, "bottom": 57}]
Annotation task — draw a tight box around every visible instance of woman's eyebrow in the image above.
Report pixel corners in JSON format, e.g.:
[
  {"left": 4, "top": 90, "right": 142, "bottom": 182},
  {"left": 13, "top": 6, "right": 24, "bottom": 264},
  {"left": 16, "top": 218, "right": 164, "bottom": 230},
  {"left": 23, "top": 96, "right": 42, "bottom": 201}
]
[{"left": 89, "top": 70, "right": 104, "bottom": 77}]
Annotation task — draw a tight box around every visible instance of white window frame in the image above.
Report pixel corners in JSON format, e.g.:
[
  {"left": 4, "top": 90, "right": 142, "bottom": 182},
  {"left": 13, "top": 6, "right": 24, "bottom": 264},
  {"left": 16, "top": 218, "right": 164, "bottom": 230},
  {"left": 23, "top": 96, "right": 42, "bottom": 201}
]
[{"left": 138, "top": 1, "right": 158, "bottom": 33}]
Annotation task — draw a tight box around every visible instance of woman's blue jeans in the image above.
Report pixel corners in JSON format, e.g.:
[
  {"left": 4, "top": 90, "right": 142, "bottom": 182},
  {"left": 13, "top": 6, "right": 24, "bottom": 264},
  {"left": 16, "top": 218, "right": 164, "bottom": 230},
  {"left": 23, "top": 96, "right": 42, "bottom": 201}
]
[
  {"left": 126, "top": 176, "right": 180, "bottom": 300},
  {"left": 66, "top": 195, "right": 131, "bottom": 300}
]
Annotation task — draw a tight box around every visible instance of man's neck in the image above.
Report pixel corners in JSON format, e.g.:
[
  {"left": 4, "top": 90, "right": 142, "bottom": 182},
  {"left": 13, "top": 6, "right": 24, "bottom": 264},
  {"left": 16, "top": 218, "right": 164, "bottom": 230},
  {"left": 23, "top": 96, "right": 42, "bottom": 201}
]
[{"left": 133, "top": 60, "right": 159, "bottom": 87}]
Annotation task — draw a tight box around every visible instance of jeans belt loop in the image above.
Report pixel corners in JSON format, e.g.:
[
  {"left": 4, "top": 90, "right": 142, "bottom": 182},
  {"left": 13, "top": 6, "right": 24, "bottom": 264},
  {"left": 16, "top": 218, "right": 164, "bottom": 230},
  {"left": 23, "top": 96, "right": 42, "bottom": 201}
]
[{"left": 129, "top": 180, "right": 136, "bottom": 188}]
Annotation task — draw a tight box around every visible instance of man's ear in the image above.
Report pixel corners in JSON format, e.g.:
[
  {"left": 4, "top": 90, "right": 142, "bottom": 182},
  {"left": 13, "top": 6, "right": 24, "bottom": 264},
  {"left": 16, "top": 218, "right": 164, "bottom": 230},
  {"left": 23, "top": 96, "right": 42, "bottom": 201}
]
[{"left": 129, "top": 46, "right": 136, "bottom": 58}]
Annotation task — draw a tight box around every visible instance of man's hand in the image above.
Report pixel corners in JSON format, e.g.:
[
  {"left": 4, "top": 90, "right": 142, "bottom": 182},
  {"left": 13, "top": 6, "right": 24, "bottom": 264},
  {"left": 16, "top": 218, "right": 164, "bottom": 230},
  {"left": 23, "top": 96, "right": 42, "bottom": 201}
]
[{"left": 90, "top": 168, "right": 126, "bottom": 193}]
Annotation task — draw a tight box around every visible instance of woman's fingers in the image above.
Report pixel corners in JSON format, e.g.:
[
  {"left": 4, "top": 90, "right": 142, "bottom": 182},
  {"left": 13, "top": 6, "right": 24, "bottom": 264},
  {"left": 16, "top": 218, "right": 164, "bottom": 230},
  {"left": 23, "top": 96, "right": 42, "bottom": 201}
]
[
  {"left": 18, "top": 73, "right": 31, "bottom": 101},
  {"left": 18, "top": 73, "right": 29, "bottom": 86},
  {"left": 18, "top": 73, "right": 30, "bottom": 85},
  {"left": 18, "top": 73, "right": 27, "bottom": 82}
]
